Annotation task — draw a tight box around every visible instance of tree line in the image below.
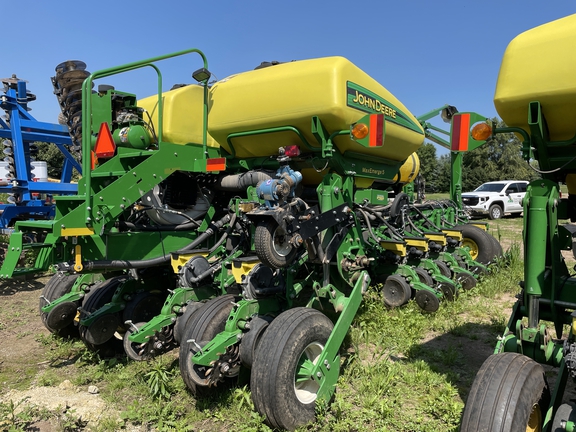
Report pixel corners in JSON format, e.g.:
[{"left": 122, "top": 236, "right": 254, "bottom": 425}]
[{"left": 416, "top": 119, "right": 540, "bottom": 193}]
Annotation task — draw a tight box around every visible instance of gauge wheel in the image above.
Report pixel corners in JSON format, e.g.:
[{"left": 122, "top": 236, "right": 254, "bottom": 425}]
[
  {"left": 179, "top": 294, "right": 238, "bottom": 396},
  {"left": 122, "top": 291, "right": 165, "bottom": 325},
  {"left": 381, "top": 274, "right": 412, "bottom": 308},
  {"left": 40, "top": 273, "right": 81, "bottom": 338},
  {"left": 254, "top": 219, "right": 297, "bottom": 269},
  {"left": 460, "top": 352, "right": 549, "bottom": 432},
  {"left": 457, "top": 224, "right": 498, "bottom": 265},
  {"left": 173, "top": 301, "right": 202, "bottom": 345},
  {"left": 239, "top": 315, "right": 272, "bottom": 369},
  {"left": 433, "top": 260, "right": 452, "bottom": 278},
  {"left": 250, "top": 307, "right": 334, "bottom": 431},
  {"left": 489, "top": 204, "right": 503, "bottom": 220},
  {"left": 78, "top": 276, "right": 125, "bottom": 353},
  {"left": 414, "top": 267, "right": 434, "bottom": 287}
]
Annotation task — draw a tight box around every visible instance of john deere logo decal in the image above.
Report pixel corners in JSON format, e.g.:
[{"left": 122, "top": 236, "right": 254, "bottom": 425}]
[{"left": 347, "top": 82, "right": 422, "bottom": 134}]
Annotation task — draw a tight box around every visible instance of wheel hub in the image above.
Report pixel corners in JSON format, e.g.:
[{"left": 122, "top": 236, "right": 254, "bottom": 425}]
[
  {"left": 294, "top": 342, "right": 324, "bottom": 404},
  {"left": 273, "top": 226, "right": 292, "bottom": 257}
]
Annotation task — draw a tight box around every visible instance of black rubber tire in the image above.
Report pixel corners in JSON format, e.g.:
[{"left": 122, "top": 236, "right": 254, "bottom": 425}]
[
  {"left": 389, "top": 192, "right": 410, "bottom": 221},
  {"left": 551, "top": 402, "right": 576, "bottom": 432},
  {"left": 489, "top": 204, "right": 503, "bottom": 220},
  {"left": 458, "top": 224, "right": 498, "bottom": 265},
  {"left": 381, "top": 274, "right": 412, "bottom": 308},
  {"left": 173, "top": 301, "right": 202, "bottom": 345},
  {"left": 78, "top": 276, "right": 126, "bottom": 352},
  {"left": 414, "top": 267, "right": 434, "bottom": 287},
  {"left": 239, "top": 315, "right": 272, "bottom": 369},
  {"left": 179, "top": 295, "right": 237, "bottom": 396},
  {"left": 250, "top": 308, "right": 334, "bottom": 431},
  {"left": 434, "top": 260, "right": 452, "bottom": 278},
  {"left": 455, "top": 271, "right": 477, "bottom": 291},
  {"left": 122, "top": 291, "right": 165, "bottom": 325},
  {"left": 254, "top": 219, "right": 297, "bottom": 269},
  {"left": 123, "top": 322, "right": 149, "bottom": 361},
  {"left": 460, "top": 352, "right": 550, "bottom": 432},
  {"left": 39, "top": 273, "right": 81, "bottom": 338},
  {"left": 488, "top": 233, "right": 504, "bottom": 259},
  {"left": 437, "top": 280, "right": 456, "bottom": 301},
  {"left": 414, "top": 289, "right": 440, "bottom": 312}
]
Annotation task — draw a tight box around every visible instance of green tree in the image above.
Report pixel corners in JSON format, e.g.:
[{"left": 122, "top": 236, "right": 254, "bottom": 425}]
[
  {"left": 435, "top": 154, "right": 452, "bottom": 193},
  {"left": 416, "top": 142, "right": 438, "bottom": 188},
  {"left": 34, "top": 141, "right": 80, "bottom": 180},
  {"left": 460, "top": 118, "right": 539, "bottom": 191}
]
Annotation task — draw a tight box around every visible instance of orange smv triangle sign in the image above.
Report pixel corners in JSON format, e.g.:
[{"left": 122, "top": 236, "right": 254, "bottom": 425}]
[{"left": 94, "top": 122, "right": 116, "bottom": 158}]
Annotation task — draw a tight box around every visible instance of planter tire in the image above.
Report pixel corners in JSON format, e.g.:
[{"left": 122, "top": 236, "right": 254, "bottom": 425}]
[
  {"left": 250, "top": 307, "right": 334, "bottom": 431},
  {"left": 254, "top": 219, "right": 297, "bottom": 269},
  {"left": 460, "top": 352, "right": 549, "bottom": 432},
  {"left": 458, "top": 224, "right": 498, "bottom": 265}
]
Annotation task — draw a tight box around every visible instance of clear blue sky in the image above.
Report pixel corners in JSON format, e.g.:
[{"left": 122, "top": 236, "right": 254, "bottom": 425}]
[{"left": 4, "top": 1, "right": 575, "bottom": 156}]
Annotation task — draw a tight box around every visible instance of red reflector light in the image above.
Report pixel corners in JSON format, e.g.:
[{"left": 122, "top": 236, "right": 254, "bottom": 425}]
[
  {"left": 206, "top": 158, "right": 226, "bottom": 172},
  {"left": 284, "top": 145, "right": 300, "bottom": 157},
  {"left": 451, "top": 113, "right": 470, "bottom": 152},
  {"left": 94, "top": 122, "right": 116, "bottom": 158}
]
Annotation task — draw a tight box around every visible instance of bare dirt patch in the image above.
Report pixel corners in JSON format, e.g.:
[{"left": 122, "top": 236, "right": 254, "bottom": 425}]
[{"left": 0, "top": 275, "right": 123, "bottom": 430}]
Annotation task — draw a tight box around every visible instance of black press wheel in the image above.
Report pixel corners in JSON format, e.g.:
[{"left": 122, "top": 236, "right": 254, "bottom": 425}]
[
  {"left": 414, "top": 289, "right": 440, "bottom": 312},
  {"left": 460, "top": 352, "right": 550, "bottom": 432},
  {"left": 179, "top": 294, "right": 238, "bottom": 396},
  {"left": 458, "top": 224, "right": 498, "bottom": 265},
  {"left": 489, "top": 204, "right": 503, "bottom": 220},
  {"left": 254, "top": 219, "right": 297, "bottom": 269},
  {"left": 40, "top": 273, "right": 81, "bottom": 338},
  {"left": 250, "top": 307, "right": 334, "bottom": 431},
  {"left": 455, "top": 271, "right": 477, "bottom": 291},
  {"left": 381, "top": 274, "right": 412, "bottom": 308},
  {"left": 437, "top": 280, "right": 457, "bottom": 301},
  {"left": 123, "top": 321, "right": 149, "bottom": 361}
]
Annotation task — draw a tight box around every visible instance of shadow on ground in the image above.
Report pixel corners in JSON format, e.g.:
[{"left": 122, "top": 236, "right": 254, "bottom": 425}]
[
  {"left": 407, "top": 322, "right": 501, "bottom": 402},
  {"left": 0, "top": 275, "right": 48, "bottom": 296}
]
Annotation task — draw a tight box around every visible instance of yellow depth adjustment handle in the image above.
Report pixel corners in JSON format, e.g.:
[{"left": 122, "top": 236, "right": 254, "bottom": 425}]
[{"left": 74, "top": 245, "right": 83, "bottom": 272}]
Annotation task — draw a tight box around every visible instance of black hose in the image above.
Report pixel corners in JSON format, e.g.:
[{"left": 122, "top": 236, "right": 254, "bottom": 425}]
[
  {"left": 60, "top": 213, "right": 232, "bottom": 271},
  {"left": 116, "top": 220, "right": 201, "bottom": 231}
]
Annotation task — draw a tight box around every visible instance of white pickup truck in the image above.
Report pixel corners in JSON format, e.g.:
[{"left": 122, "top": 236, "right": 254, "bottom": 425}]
[{"left": 461, "top": 180, "right": 528, "bottom": 219}]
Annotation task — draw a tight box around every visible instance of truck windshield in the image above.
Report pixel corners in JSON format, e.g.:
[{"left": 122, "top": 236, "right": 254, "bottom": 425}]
[{"left": 474, "top": 183, "right": 506, "bottom": 193}]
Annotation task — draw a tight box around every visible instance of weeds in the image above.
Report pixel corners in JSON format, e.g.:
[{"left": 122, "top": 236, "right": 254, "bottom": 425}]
[{"left": 144, "top": 360, "right": 174, "bottom": 400}]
